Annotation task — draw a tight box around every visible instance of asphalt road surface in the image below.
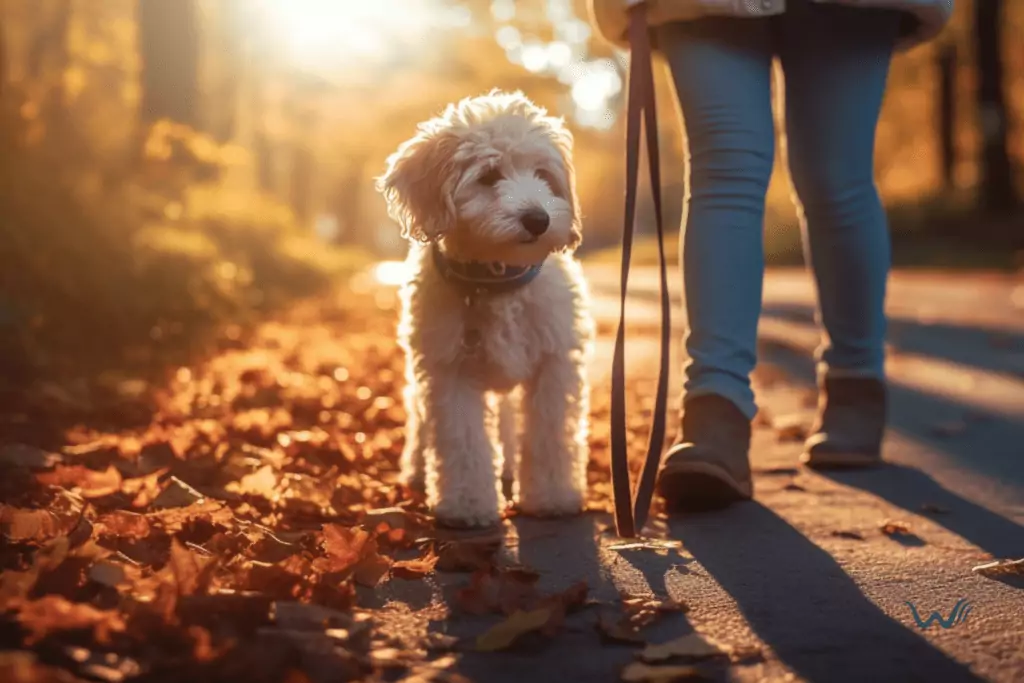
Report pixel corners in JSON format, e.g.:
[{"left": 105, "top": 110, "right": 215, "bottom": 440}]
[{"left": 375, "top": 265, "right": 1024, "bottom": 683}]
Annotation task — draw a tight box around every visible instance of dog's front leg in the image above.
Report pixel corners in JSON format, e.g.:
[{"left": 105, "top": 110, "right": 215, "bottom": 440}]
[
  {"left": 497, "top": 392, "right": 519, "bottom": 501},
  {"left": 399, "top": 371, "right": 426, "bottom": 493},
  {"left": 518, "top": 353, "right": 588, "bottom": 517},
  {"left": 423, "top": 373, "right": 502, "bottom": 528}
]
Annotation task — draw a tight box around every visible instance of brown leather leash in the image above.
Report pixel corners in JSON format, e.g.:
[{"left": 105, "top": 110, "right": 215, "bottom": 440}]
[{"left": 610, "top": 1, "right": 671, "bottom": 538}]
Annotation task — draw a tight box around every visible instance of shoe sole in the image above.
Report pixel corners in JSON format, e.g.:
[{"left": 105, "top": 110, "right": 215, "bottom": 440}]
[
  {"left": 658, "top": 461, "right": 752, "bottom": 513},
  {"left": 800, "top": 449, "right": 882, "bottom": 470}
]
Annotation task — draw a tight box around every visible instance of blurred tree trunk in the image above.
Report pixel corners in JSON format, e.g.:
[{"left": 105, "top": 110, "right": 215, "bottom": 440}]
[
  {"left": 936, "top": 43, "right": 957, "bottom": 191},
  {"left": 337, "top": 154, "right": 368, "bottom": 247},
  {"left": 21, "top": 0, "right": 72, "bottom": 140},
  {"left": 137, "top": 0, "right": 199, "bottom": 128},
  {"left": 973, "top": 0, "right": 1018, "bottom": 213},
  {"left": 0, "top": 1, "right": 7, "bottom": 104}
]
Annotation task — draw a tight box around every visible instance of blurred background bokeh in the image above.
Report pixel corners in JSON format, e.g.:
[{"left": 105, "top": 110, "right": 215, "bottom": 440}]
[{"left": 1, "top": 0, "right": 1021, "bottom": 388}]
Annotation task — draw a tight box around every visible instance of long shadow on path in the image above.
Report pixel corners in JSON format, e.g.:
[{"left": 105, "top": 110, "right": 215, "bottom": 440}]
[
  {"left": 666, "top": 503, "right": 984, "bottom": 682},
  {"left": 760, "top": 302, "right": 1024, "bottom": 378},
  {"left": 758, "top": 337, "right": 1024, "bottom": 557}
]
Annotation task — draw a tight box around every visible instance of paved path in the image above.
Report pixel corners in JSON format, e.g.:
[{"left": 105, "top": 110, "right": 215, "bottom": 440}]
[{"left": 378, "top": 265, "right": 1024, "bottom": 683}]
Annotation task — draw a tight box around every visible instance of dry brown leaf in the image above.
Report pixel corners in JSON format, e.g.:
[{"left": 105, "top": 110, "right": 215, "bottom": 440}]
[
  {"left": 1, "top": 507, "right": 62, "bottom": 542},
  {"left": 0, "top": 651, "right": 84, "bottom": 683},
  {"left": 454, "top": 568, "right": 543, "bottom": 616},
  {"left": 554, "top": 580, "right": 589, "bottom": 611},
  {"left": 228, "top": 464, "right": 278, "bottom": 498},
  {"left": 640, "top": 633, "right": 728, "bottom": 663},
  {"left": 972, "top": 558, "right": 1024, "bottom": 576},
  {"left": 353, "top": 553, "right": 392, "bottom": 588},
  {"left": 597, "top": 610, "right": 645, "bottom": 644},
  {"left": 147, "top": 500, "right": 233, "bottom": 533},
  {"left": 880, "top": 520, "right": 912, "bottom": 536},
  {"left": 314, "top": 524, "right": 392, "bottom": 586},
  {"left": 35, "top": 536, "right": 70, "bottom": 572},
  {"left": 392, "top": 551, "right": 439, "bottom": 579},
  {"left": 15, "top": 595, "right": 127, "bottom": 645},
  {"left": 121, "top": 469, "right": 168, "bottom": 508},
  {"left": 621, "top": 662, "right": 706, "bottom": 682},
  {"left": 475, "top": 606, "right": 554, "bottom": 652},
  {"left": 317, "top": 524, "right": 369, "bottom": 573},
  {"left": 88, "top": 561, "right": 127, "bottom": 588},
  {"left": 619, "top": 595, "right": 689, "bottom": 632},
  {"left": 435, "top": 539, "right": 499, "bottom": 573},
  {"left": 606, "top": 539, "right": 682, "bottom": 553},
  {"left": 168, "top": 539, "right": 215, "bottom": 596},
  {"left": 363, "top": 507, "right": 429, "bottom": 532},
  {"left": 0, "top": 444, "right": 61, "bottom": 469},
  {"left": 36, "top": 465, "right": 122, "bottom": 498},
  {"left": 151, "top": 477, "right": 205, "bottom": 509},
  {"left": 0, "top": 569, "right": 40, "bottom": 608},
  {"left": 95, "top": 510, "right": 151, "bottom": 538}
]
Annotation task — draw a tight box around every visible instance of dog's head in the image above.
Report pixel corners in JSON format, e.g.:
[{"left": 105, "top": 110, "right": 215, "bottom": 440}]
[{"left": 376, "top": 90, "right": 581, "bottom": 264}]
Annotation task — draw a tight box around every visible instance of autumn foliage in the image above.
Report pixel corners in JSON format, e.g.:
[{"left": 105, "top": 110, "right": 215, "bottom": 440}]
[{"left": 0, "top": 279, "right": 684, "bottom": 682}]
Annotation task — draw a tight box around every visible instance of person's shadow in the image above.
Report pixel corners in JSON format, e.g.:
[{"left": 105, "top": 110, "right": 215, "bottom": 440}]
[
  {"left": 662, "top": 503, "right": 984, "bottom": 682},
  {"left": 818, "top": 463, "right": 1024, "bottom": 590}
]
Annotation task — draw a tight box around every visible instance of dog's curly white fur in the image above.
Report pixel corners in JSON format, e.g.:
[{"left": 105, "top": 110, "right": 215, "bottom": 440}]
[{"left": 376, "top": 91, "right": 595, "bottom": 528}]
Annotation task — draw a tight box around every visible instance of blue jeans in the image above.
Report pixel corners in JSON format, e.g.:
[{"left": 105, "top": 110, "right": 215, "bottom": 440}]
[{"left": 656, "top": 0, "right": 903, "bottom": 420}]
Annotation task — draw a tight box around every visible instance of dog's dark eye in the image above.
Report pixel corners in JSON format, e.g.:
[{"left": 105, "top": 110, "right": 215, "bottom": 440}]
[
  {"left": 536, "top": 169, "right": 563, "bottom": 196},
  {"left": 479, "top": 169, "right": 503, "bottom": 187}
]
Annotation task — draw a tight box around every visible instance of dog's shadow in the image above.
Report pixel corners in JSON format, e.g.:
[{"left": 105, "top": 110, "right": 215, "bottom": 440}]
[{"left": 439, "top": 513, "right": 702, "bottom": 682}]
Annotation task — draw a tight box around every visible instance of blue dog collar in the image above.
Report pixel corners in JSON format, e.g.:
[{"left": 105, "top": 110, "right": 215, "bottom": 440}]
[{"left": 431, "top": 243, "right": 543, "bottom": 295}]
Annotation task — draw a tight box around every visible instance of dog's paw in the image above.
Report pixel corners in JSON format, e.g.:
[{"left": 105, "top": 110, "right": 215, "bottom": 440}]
[
  {"left": 434, "top": 500, "right": 502, "bottom": 530},
  {"left": 517, "top": 488, "right": 585, "bottom": 518},
  {"left": 400, "top": 472, "right": 426, "bottom": 496},
  {"left": 435, "top": 509, "right": 503, "bottom": 530}
]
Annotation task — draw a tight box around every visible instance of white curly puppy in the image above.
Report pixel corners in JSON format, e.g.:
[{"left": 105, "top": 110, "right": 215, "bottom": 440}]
[{"left": 376, "top": 90, "right": 595, "bottom": 529}]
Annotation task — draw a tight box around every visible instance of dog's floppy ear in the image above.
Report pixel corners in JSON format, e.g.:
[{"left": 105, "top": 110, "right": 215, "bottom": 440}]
[
  {"left": 376, "top": 124, "right": 460, "bottom": 242},
  {"left": 548, "top": 122, "right": 583, "bottom": 251}
]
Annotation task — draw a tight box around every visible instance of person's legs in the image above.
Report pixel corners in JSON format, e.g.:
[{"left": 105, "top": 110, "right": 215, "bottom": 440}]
[
  {"left": 776, "top": 0, "right": 902, "bottom": 467},
  {"left": 658, "top": 18, "right": 776, "bottom": 421},
  {"left": 655, "top": 19, "right": 775, "bottom": 509}
]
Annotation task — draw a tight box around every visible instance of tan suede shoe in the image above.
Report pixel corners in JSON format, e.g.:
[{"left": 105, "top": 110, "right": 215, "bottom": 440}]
[
  {"left": 657, "top": 394, "right": 753, "bottom": 512},
  {"left": 802, "top": 377, "right": 887, "bottom": 469}
]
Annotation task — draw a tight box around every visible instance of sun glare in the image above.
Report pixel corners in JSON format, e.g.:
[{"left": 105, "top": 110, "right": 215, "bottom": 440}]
[
  {"left": 374, "top": 260, "right": 413, "bottom": 287},
  {"left": 257, "top": 0, "right": 450, "bottom": 72}
]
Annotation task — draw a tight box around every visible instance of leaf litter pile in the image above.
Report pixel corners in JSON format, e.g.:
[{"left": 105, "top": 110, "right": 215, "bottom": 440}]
[{"left": 0, "top": 290, "right": 685, "bottom": 683}]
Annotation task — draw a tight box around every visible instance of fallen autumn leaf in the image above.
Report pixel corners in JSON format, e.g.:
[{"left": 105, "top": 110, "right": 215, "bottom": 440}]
[
  {"left": 475, "top": 607, "right": 554, "bottom": 652},
  {"left": 972, "top": 558, "right": 1024, "bottom": 576},
  {"left": 640, "top": 633, "right": 728, "bottom": 663},
  {"left": 621, "top": 662, "right": 707, "bottom": 682}
]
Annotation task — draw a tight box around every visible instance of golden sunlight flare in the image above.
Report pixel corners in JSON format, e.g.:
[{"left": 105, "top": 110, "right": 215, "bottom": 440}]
[
  {"left": 374, "top": 260, "right": 414, "bottom": 287},
  {"left": 256, "top": 0, "right": 456, "bottom": 71}
]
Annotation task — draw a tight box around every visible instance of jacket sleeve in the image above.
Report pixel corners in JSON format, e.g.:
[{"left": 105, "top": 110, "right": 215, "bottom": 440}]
[{"left": 588, "top": 0, "right": 635, "bottom": 50}]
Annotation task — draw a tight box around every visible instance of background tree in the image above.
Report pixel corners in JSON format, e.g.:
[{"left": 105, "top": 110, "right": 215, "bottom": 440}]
[
  {"left": 137, "top": 0, "right": 199, "bottom": 128},
  {"left": 973, "top": 0, "right": 1019, "bottom": 215}
]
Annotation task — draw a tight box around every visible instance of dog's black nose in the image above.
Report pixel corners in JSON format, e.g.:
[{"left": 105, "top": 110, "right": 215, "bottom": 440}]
[{"left": 521, "top": 210, "right": 550, "bottom": 236}]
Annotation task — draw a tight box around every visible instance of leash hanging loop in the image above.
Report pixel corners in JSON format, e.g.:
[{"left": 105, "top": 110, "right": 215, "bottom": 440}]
[{"left": 609, "top": 2, "right": 672, "bottom": 538}]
